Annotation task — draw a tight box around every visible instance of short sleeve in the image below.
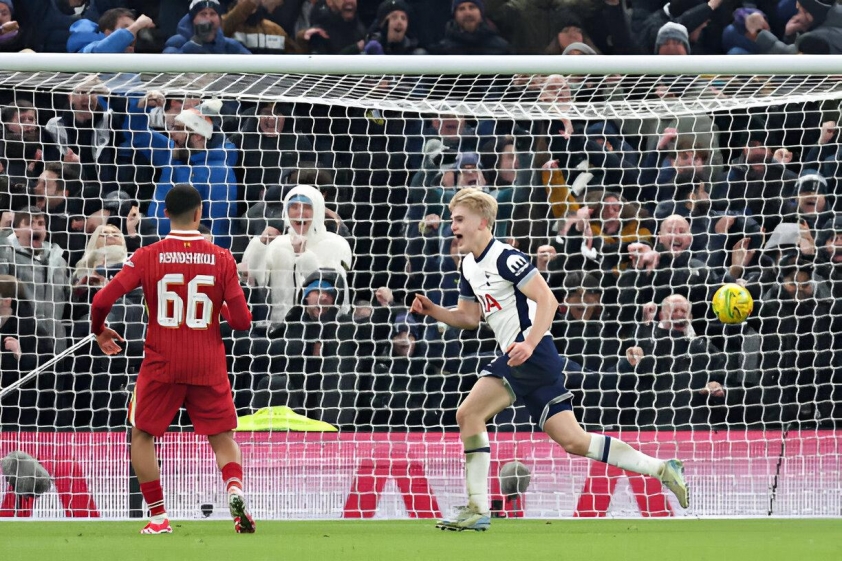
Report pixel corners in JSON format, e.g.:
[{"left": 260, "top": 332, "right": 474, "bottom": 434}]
[
  {"left": 458, "top": 264, "right": 477, "bottom": 301},
  {"left": 496, "top": 248, "right": 538, "bottom": 289}
]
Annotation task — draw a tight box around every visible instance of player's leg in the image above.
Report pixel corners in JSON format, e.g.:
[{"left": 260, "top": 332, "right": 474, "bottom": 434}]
[
  {"left": 542, "top": 410, "right": 689, "bottom": 508},
  {"left": 129, "top": 379, "right": 185, "bottom": 534},
  {"left": 437, "top": 375, "right": 512, "bottom": 532},
  {"left": 208, "top": 431, "right": 255, "bottom": 533},
  {"left": 186, "top": 381, "right": 255, "bottom": 534}
]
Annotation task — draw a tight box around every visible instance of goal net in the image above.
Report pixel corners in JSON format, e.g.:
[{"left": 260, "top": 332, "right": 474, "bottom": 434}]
[{"left": 0, "top": 56, "right": 840, "bottom": 520}]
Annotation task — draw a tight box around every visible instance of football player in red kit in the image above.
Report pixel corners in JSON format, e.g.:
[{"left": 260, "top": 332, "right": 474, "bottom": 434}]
[{"left": 91, "top": 183, "right": 254, "bottom": 535}]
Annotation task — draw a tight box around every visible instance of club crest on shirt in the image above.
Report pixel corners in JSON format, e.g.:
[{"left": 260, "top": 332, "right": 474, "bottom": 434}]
[{"left": 506, "top": 254, "right": 529, "bottom": 276}]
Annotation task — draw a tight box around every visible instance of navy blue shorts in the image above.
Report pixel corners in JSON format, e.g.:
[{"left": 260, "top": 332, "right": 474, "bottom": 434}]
[{"left": 480, "top": 336, "right": 573, "bottom": 429}]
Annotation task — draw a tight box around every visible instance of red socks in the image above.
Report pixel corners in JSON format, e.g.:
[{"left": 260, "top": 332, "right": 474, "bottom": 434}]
[
  {"left": 222, "top": 462, "right": 244, "bottom": 495},
  {"left": 140, "top": 480, "right": 166, "bottom": 517}
]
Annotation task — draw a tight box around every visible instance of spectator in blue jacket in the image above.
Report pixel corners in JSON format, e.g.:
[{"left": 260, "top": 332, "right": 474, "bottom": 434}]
[
  {"left": 164, "top": 0, "right": 252, "bottom": 54},
  {"left": 67, "top": 8, "right": 156, "bottom": 53},
  {"left": 125, "top": 92, "right": 239, "bottom": 248}
]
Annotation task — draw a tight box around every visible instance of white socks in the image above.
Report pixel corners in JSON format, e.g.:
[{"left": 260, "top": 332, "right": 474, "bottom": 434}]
[
  {"left": 463, "top": 432, "right": 491, "bottom": 515},
  {"left": 586, "top": 434, "right": 663, "bottom": 477},
  {"left": 150, "top": 514, "right": 167, "bottom": 524}
]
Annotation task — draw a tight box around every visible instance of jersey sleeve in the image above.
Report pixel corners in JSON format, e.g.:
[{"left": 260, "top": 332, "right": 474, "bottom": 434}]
[
  {"left": 496, "top": 248, "right": 539, "bottom": 289},
  {"left": 458, "top": 263, "right": 477, "bottom": 301}
]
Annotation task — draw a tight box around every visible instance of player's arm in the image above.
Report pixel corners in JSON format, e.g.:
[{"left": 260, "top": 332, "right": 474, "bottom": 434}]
[
  {"left": 221, "top": 252, "right": 253, "bottom": 331},
  {"left": 505, "top": 271, "right": 559, "bottom": 367},
  {"left": 411, "top": 294, "right": 481, "bottom": 330},
  {"left": 90, "top": 270, "right": 138, "bottom": 355},
  {"left": 518, "top": 273, "right": 558, "bottom": 349}
]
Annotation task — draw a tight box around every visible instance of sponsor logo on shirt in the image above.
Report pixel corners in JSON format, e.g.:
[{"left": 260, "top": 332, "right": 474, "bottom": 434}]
[{"left": 506, "top": 254, "right": 529, "bottom": 276}]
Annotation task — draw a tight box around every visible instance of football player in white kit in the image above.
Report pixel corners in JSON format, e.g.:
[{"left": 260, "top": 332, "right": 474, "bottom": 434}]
[{"left": 411, "top": 188, "right": 689, "bottom": 531}]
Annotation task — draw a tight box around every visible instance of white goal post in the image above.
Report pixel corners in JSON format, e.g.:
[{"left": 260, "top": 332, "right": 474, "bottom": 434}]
[{"left": 0, "top": 54, "right": 839, "bottom": 520}]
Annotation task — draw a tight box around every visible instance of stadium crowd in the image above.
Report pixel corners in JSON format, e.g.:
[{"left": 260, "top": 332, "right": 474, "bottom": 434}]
[{"left": 1, "top": 0, "right": 842, "bottom": 433}]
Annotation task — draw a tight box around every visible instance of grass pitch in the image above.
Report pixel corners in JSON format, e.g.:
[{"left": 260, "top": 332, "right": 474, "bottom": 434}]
[{"left": 0, "top": 519, "right": 839, "bottom": 561}]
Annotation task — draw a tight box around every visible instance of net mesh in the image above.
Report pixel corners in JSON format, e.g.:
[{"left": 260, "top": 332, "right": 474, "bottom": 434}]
[{"left": 0, "top": 68, "right": 840, "bottom": 519}]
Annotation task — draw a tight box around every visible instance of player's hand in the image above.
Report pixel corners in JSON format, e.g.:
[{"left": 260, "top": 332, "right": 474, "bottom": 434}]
[
  {"left": 506, "top": 340, "right": 535, "bottom": 367},
  {"left": 410, "top": 293, "right": 434, "bottom": 316},
  {"left": 96, "top": 327, "right": 125, "bottom": 356}
]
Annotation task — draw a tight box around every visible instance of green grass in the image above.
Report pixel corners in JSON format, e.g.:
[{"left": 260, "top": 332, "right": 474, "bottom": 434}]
[{"left": 0, "top": 519, "right": 840, "bottom": 561}]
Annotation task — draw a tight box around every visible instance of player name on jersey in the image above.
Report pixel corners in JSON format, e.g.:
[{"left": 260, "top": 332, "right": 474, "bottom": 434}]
[{"left": 158, "top": 252, "right": 216, "bottom": 265}]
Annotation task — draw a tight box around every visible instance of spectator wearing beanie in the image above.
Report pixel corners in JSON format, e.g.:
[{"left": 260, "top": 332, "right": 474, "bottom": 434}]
[
  {"left": 655, "top": 21, "right": 691, "bottom": 54},
  {"left": 359, "top": 0, "right": 426, "bottom": 55},
  {"left": 747, "top": 0, "right": 842, "bottom": 54},
  {"left": 429, "top": 0, "right": 512, "bottom": 55},
  {"left": 639, "top": 0, "right": 724, "bottom": 55},
  {"left": 164, "top": 0, "right": 252, "bottom": 54}
]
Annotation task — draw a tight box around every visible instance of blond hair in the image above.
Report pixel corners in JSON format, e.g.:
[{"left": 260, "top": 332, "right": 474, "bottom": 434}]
[{"left": 449, "top": 188, "right": 497, "bottom": 230}]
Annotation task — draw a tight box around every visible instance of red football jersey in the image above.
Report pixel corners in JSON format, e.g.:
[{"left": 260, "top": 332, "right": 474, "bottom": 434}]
[{"left": 91, "top": 230, "right": 251, "bottom": 386}]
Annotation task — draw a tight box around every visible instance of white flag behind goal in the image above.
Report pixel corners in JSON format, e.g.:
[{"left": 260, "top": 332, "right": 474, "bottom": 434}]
[{"left": 0, "top": 59, "right": 840, "bottom": 519}]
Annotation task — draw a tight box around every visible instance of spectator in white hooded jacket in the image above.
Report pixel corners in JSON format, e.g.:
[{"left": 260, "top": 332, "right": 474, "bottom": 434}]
[{"left": 241, "top": 184, "right": 353, "bottom": 324}]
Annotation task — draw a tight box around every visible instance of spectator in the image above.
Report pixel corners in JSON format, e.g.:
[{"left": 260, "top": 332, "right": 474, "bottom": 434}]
[
  {"left": 640, "top": 0, "right": 724, "bottom": 55},
  {"left": 617, "top": 214, "right": 718, "bottom": 332},
  {"left": 44, "top": 78, "right": 120, "bottom": 193},
  {"left": 69, "top": 223, "right": 126, "bottom": 321},
  {"left": 0, "top": 274, "right": 51, "bottom": 429},
  {"left": 233, "top": 101, "right": 317, "bottom": 206},
  {"left": 544, "top": 10, "right": 598, "bottom": 55},
  {"left": 255, "top": 269, "right": 359, "bottom": 426},
  {"left": 654, "top": 21, "right": 691, "bottom": 55},
  {"left": 0, "top": 100, "right": 44, "bottom": 186},
  {"left": 429, "top": 0, "right": 512, "bottom": 55},
  {"left": 551, "top": 271, "right": 622, "bottom": 374},
  {"left": 747, "top": 0, "right": 842, "bottom": 54},
  {"left": 237, "top": 168, "right": 350, "bottom": 253},
  {"left": 713, "top": 120, "right": 798, "bottom": 234},
  {"left": 586, "top": 0, "right": 639, "bottom": 55},
  {"left": 164, "top": 0, "right": 253, "bottom": 54},
  {"left": 299, "top": 0, "right": 367, "bottom": 54},
  {"left": 547, "top": 190, "right": 654, "bottom": 278},
  {"left": 360, "top": 0, "right": 426, "bottom": 55},
  {"left": 241, "top": 184, "right": 353, "bottom": 324},
  {"left": 67, "top": 8, "right": 156, "bottom": 53},
  {"left": 370, "top": 310, "right": 445, "bottom": 428},
  {"left": 816, "top": 214, "right": 842, "bottom": 299},
  {"left": 126, "top": 92, "right": 239, "bottom": 248},
  {"left": 19, "top": 0, "right": 105, "bottom": 52},
  {"left": 722, "top": 7, "right": 768, "bottom": 55},
  {"left": 755, "top": 259, "right": 841, "bottom": 425},
  {"left": 30, "top": 161, "right": 87, "bottom": 262},
  {"left": 0, "top": 207, "right": 69, "bottom": 356},
  {"left": 616, "top": 293, "right": 730, "bottom": 428},
  {"left": 0, "top": 0, "right": 25, "bottom": 53},
  {"left": 93, "top": 189, "right": 159, "bottom": 253},
  {"left": 223, "top": 0, "right": 304, "bottom": 54},
  {"left": 70, "top": 254, "right": 144, "bottom": 429}
]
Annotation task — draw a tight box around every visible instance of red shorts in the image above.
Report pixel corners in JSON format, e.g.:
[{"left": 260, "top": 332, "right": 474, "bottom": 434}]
[{"left": 129, "top": 377, "right": 237, "bottom": 437}]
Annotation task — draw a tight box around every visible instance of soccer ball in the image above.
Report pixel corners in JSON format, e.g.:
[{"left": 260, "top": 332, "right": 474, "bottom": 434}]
[{"left": 711, "top": 283, "right": 753, "bottom": 324}]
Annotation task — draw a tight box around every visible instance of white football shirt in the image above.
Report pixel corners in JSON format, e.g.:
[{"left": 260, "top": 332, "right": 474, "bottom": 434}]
[{"left": 459, "top": 238, "right": 547, "bottom": 351}]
